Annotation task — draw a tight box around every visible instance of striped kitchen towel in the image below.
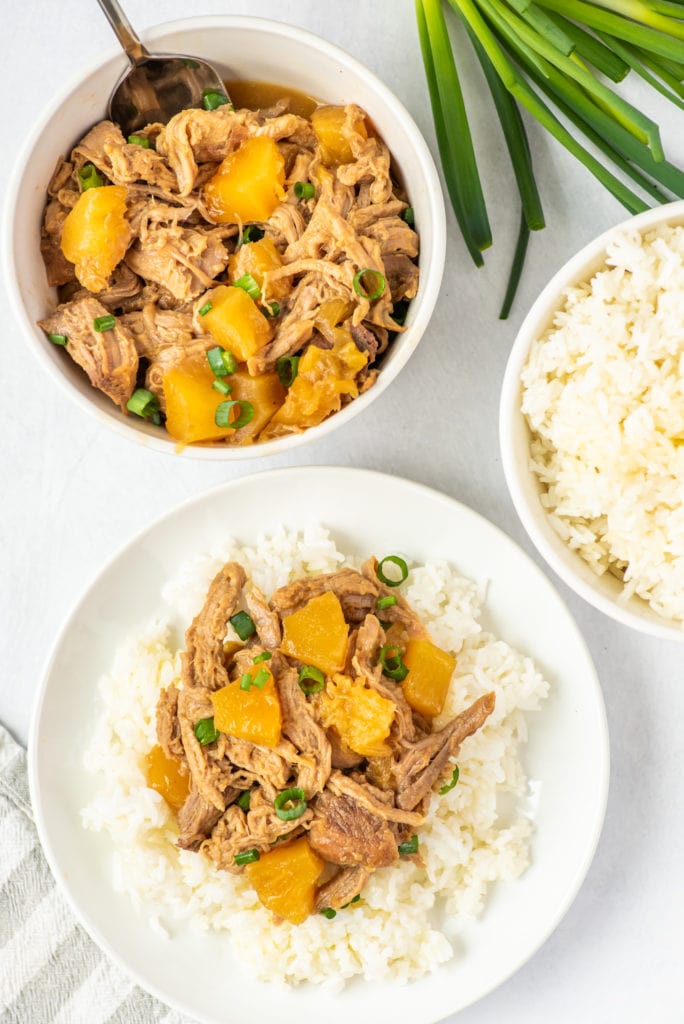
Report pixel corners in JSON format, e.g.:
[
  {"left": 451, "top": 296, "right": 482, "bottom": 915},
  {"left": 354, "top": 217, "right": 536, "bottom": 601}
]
[{"left": 0, "top": 725, "right": 195, "bottom": 1024}]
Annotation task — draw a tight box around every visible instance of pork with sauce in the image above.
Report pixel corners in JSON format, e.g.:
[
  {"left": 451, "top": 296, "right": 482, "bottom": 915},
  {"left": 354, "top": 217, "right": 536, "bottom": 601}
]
[
  {"left": 149, "top": 556, "right": 495, "bottom": 924},
  {"left": 38, "top": 88, "right": 420, "bottom": 446}
]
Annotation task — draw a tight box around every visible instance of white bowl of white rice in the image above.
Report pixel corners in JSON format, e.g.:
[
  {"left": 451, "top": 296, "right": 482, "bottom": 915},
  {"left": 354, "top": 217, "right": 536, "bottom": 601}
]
[{"left": 500, "top": 202, "right": 684, "bottom": 641}]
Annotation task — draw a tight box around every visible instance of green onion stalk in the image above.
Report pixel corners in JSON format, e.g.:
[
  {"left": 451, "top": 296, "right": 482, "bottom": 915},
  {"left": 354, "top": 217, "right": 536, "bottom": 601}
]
[{"left": 415, "top": 0, "right": 684, "bottom": 316}]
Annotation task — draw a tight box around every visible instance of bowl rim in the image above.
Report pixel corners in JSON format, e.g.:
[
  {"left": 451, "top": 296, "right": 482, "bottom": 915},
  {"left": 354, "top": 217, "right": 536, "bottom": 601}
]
[
  {"left": 3, "top": 14, "right": 446, "bottom": 461},
  {"left": 499, "top": 199, "right": 684, "bottom": 643}
]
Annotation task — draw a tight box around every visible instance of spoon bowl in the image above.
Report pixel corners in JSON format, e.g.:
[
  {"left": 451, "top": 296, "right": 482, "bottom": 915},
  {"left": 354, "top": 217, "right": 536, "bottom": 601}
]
[
  {"left": 109, "top": 54, "right": 231, "bottom": 135},
  {"left": 98, "top": 0, "right": 229, "bottom": 135}
]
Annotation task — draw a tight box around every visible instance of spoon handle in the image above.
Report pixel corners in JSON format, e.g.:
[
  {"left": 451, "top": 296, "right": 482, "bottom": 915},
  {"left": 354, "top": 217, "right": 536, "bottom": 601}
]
[{"left": 96, "top": 0, "right": 149, "bottom": 64}]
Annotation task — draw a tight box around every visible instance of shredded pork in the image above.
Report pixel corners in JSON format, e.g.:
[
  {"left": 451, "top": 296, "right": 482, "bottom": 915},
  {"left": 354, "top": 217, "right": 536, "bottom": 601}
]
[
  {"left": 154, "top": 557, "right": 494, "bottom": 920},
  {"left": 39, "top": 94, "right": 419, "bottom": 444}
]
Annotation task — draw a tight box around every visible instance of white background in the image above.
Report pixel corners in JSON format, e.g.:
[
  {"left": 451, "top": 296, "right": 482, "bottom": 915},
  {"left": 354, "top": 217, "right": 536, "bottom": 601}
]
[{"left": 2, "top": 1, "right": 683, "bottom": 1021}]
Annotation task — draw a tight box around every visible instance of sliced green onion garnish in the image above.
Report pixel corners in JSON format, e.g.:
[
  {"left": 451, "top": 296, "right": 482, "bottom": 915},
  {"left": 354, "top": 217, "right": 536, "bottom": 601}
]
[
  {"left": 379, "top": 620, "right": 392, "bottom": 632},
  {"left": 194, "top": 717, "right": 219, "bottom": 746},
  {"left": 78, "top": 163, "right": 104, "bottom": 190},
  {"left": 151, "top": 410, "right": 162, "bottom": 426},
  {"left": 93, "top": 314, "right": 116, "bottom": 332},
  {"left": 398, "top": 834, "right": 419, "bottom": 856},
  {"left": 402, "top": 206, "right": 415, "bottom": 225},
  {"left": 379, "top": 644, "right": 409, "bottom": 683},
  {"left": 341, "top": 894, "right": 361, "bottom": 908},
  {"left": 233, "top": 272, "right": 261, "bottom": 301},
  {"left": 207, "top": 346, "right": 226, "bottom": 376},
  {"left": 127, "top": 134, "right": 150, "bottom": 148},
  {"left": 237, "top": 790, "right": 251, "bottom": 812},
  {"left": 202, "top": 88, "right": 229, "bottom": 111},
  {"left": 212, "top": 379, "right": 232, "bottom": 396},
  {"left": 376, "top": 555, "right": 409, "bottom": 587},
  {"left": 276, "top": 355, "right": 299, "bottom": 388},
  {"left": 239, "top": 673, "right": 253, "bottom": 691},
  {"left": 199, "top": 301, "right": 213, "bottom": 316},
  {"left": 263, "top": 301, "right": 280, "bottom": 318},
  {"left": 294, "top": 180, "right": 315, "bottom": 199},
  {"left": 234, "top": 848, "right": 260, "bottom": 866},
  {"left": 230, "top": 610, "right": 256, "bottom": 641},
  {"left": 207, "top": 346, "right": 239, "bottom": 377},
  {"left": 439, "top": 765, "right": 460, "bottom": 796},
  {"left": 47, "top": 333, "right": 67, "bottom": 346},
  {"left": 298, "top": 665, "right": 325, "bottom": 695},
  {"left": 215, "top": 400, "right": 254, "bottom": 429},
  {"left": 126, "top": 388, "right": 159, "bottom": 420},
  {"left": 320, "top": 907, "right": 337, "bottom": 919},
  {"left": 221, "top": 350, "right": 238, "bottom": 374},
  {"left": 253, "top": 651, "right": 272, "bottom": 664},
  {"left": 274, "top": 787, "right": 308, "bottom": 821},
  {"left": 252, "top": 667, "right": 270, "bottom": 690},
  {"left": 242, "top": 225, "right": 265, "bottom": 244},
  {"left": 377, "top": 595, "right": 397, "bottom": 610},
  {"left": 353, "top": 268, "right": 386, "bottom": 300}
]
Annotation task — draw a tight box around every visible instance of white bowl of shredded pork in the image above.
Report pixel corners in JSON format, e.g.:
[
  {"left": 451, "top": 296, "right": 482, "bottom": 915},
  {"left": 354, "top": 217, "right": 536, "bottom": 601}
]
[
  {"left": 501, "top": 201, "right": 684, "bottom": 641},
  {"left": 5, "top": 17, "right": 445, "bottom": 457},
  {"left": 29, "top": 467, "right": 608, "bottom": 1023}
]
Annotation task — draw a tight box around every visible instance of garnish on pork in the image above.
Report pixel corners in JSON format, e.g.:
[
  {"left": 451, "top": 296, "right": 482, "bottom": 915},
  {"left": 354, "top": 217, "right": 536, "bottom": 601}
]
[
  {"left": 150, "top": 556, "right": 495, "bottom": 924},
  {"left": 38, "top": 88, "right": 419, "bottom": 446}
]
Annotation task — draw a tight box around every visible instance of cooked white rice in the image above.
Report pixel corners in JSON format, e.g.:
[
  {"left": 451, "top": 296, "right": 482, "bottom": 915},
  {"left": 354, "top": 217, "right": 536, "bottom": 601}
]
[
  {"left": 522, "top": 224, "right": 684, "bottom": 623},
  {"left": 82, "top": 525, "right": 548, "bottom": 986}
]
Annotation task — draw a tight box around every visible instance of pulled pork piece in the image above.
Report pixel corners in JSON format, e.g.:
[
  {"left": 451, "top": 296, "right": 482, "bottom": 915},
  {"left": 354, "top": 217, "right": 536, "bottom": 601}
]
[
  {"left": 177, "top": 785, "right": 222, "bottom": 850},
  {"left": 245, "top": 787, "right": 313, "bottom": 845},
  {"left": 72, "top": 120, "right": 177, "bottom": 191},
  {"left": 395, "top": 693, "right": 496, "bottom": 811},
  {"left": 309, "top": 791, "right": 398, "bottom": 869},
  {"left": 265, "top": 201, "right": 306, "bottom": 248},
  {"left": 120, "top": 305, "right": 199, "bottom": 359},
  {"left": 156, "top": 106, "right": 253, "bottom": 196},
  {"left": 255, "top": 113, "right": 317, "bottom": 147},
  {"left": 271, "top": 568, "right": 378, "bottom": 623},
  {"left": 350, "top": 323, "right": 379, "bottom": 361},
  {"left": 183, "top": 561, "right": 246, "bottom": 690},
  {"left": 327, "top": 770, "right": 424, "bottom": 827},
  {"left": 314, "top": 865, "right": 371, "bottom": 913},
  {"left": 276, "top": 664, "right": 331, "bottom": 797},
  {"left": 362, "top": 217, "right": 418, "bottom": 259},
  {"left": 38, "top": 294, "right": 138, "bottom": 409},
  {"left": 384, "top": 254, "right": 420, "bottom": 303},
  {"left": 125, "top": 223, "right": 230, "bottom": 303},
  {"left": 220, "top": 735, "right": 293, "bottom": 793},
  {"left": 247, "top": 271, "right": 341, "bottom": 374},
  {"left": 327, "top": 728, "right": 365, "bottom": 771},
  {"left": 156, "top": 684, "right": 183, "bottom": 760},
  {"left": 41, "top": 198, "right": 75, "bottom": 287},
  {"left": 177, "top": 687, "right": 230, "bottom": 813},
  {"left": 201, "top": 804, "right": 251, "bottom": 872},
  {"left": 245, "top": 586, "right": 282, "bottom": 649}
]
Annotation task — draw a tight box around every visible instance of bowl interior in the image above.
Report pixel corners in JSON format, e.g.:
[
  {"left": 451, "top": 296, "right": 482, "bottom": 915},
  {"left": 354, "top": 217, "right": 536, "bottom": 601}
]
[
  {"left": 501, "top": 201, "right": 684, "bottom": 642},
  {"left": 6, "top": 17, "right": 444, "bottom": 459}
]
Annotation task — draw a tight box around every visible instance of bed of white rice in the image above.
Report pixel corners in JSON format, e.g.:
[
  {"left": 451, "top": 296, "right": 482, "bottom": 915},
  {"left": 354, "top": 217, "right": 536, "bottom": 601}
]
[
  {"left": 82, "top": 525, "right": 548, "bottom": 987},
  {"left": 522, "top": 224, "right": 684, "bottom": 623}
]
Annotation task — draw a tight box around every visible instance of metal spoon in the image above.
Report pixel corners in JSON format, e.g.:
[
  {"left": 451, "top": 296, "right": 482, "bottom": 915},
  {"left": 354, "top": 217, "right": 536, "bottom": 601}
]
[{"left": 97, "top": 0, "right": 231, "bottom": 137}]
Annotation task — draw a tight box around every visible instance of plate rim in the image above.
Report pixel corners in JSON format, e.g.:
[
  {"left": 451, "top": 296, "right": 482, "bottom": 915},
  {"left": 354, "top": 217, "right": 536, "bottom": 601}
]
[{"left": 28, "top": 465, "right": 610, "bottom": 1021}]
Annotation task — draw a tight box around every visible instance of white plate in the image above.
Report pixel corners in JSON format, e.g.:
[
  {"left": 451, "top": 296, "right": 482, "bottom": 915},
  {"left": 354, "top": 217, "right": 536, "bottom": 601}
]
[{"left": 29, "top": 467, "right": 609, "bottom": 1023}]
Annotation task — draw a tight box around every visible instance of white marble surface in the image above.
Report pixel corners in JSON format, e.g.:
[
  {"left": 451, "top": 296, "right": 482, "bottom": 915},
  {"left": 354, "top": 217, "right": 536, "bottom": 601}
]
[{"left": 2, "top": 1, "right": 683, "bottom": 1020}]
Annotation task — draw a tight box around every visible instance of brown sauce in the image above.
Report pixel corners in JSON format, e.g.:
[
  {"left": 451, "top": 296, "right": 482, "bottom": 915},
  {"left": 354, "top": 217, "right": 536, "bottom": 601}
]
[{"left": 224, "top": 79, "right": 319, "bottom": 119}]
